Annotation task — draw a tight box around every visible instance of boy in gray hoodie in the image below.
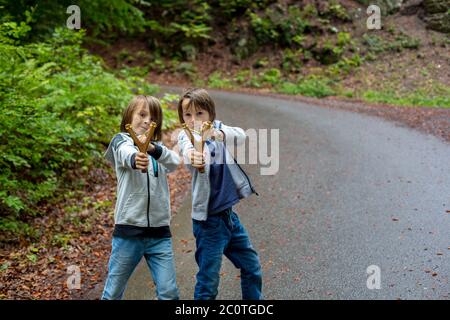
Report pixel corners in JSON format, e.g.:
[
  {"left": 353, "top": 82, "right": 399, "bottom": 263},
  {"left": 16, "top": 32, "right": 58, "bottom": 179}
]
[
  {"left": 102, "top": 95, "right": 180, "bottom": 300},
  {"left": 177, "top": 88, "right": 262, "bottom": 300}
]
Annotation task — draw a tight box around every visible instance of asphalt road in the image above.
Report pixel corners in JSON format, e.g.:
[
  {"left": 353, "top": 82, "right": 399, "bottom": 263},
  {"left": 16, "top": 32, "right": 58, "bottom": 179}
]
[{"left": 124, "top": 89, "right": 450, "bottom": 300}]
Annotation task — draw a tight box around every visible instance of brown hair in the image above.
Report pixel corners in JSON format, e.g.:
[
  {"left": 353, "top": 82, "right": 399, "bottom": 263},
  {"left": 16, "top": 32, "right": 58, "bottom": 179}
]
[
  {"left": 177, "top": 88, "right": 216, "bottom": 123},
  {"left": 120, "top": 95, "right": 163, "bottom": 141}
]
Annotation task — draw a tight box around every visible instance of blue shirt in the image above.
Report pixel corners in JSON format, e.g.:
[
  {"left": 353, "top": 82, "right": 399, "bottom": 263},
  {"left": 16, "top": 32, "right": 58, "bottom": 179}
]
[{"left": 206, "top": 141, "right": 240, "bottom": 214}]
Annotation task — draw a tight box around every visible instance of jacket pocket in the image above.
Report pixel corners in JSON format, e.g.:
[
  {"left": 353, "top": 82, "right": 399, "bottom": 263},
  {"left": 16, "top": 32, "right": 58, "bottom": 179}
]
[{"left": 119, "top": 192, "right": 148, "bottom": 226}]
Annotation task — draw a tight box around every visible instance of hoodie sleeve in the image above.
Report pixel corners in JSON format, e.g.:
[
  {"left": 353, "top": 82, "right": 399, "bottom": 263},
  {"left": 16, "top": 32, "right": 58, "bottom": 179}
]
[
  {"left": 104, "top": 133, "right": 138, "bottom": 169},
  {"left": 177, "top": 130, "right": 195, "bottom": 171},
  {"left": 219, "top": 122, "right": 247, "bottom": 146},
  {"left": 150, "top": 143, "right": 180, "bottom": 173}
]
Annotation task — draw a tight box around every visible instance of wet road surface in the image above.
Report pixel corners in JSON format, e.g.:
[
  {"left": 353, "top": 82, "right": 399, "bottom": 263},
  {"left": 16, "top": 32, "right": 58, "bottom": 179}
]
[{"left": 124, "top": 89, "right": 450, "bottom": 300}]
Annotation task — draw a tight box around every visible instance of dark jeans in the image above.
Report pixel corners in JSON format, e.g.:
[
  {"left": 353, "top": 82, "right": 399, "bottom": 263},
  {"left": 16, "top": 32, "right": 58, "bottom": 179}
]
[{"left": 192, "top": 209, "right": 263, "bottom": 300}]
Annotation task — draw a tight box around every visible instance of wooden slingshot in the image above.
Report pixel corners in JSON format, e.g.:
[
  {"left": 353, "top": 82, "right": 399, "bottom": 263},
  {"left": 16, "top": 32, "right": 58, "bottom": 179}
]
[
  {"left": 125, "top": 122, "right": 157, "bottom": 173},
  {"left": 182, "top": 121, "right": 213, "bottom": 173}
]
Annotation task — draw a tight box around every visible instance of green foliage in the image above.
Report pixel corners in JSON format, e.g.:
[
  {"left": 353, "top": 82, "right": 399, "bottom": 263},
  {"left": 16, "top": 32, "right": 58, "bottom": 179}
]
[
  {"left": 253, "top": 57, "right": 269, "bottom": 69},
  {"left": 51, "top": 233, "right": 73, "bottom": 248},
  {"left": 281, "top": 49, "right": 303, "bottom": 73},
  {"left": 0, "top": 217, "right": 38, "bottom": 241},
  {"left": 0, "top": 0, "right": 146, "bottom": 40},
  {"left": 159, "top": 94, "right": 180, "bottom": 130},
  {"left": 248, "top": 11, "right": 278, "bottom": 44},
  {"left": 177, "top": 62, "right": 198, "bottom": 79},
  {"left": 248, "top": 5, "right": 310, "bottom": 47},
  {"left": 81, "top": 0, "right": 147, "bottom": 37},
  {"left": 278, "top": 76, "right": 336, "bottom": 98},
  {"left": 148, "top": 58, "right": 167, "bottom": 74},
  {"left": 0, "top": 18, "right": 32, "bottom": 45},
  {"left": 301, "top": 4, "right": 319, "bottom": 18},
  {"left": 0, "top": 21, "right": 174, "bottom": 235},
  {"left": 181, "top": 44, "right": 197, "bottom": 61},
  {"left": 208, "top": 71, "right": 234, "bottom": 89},
  {"left": 207, "top": 67, "right": 280, "bottom": 89},
  {"left": 363, "top": 33, "right": 421, "bottom": 54},
  {"left": 324, "top": 1, "right": 352, "bottom": 22},
  {"left": 212, "top": 0, "right": 275, "bottom": 19},
  {"left": 328, "top": 54, "right": 362, "bottom": 77},
  {"left": 362, "top": 86, "right": 450, "bottom": 108},
  {"left": 143, "top": 0, "right": 213, "bottom": 58},
  {"left": 260, "top": 68, "right": 282, "bottom": 86},
  {"left": 337, "top": 32, "right": 351, "bottom": 47},
  {"left": 169, "top": 22, "right": 211, "bottom": 41},
  {"left": 362, "top": 34, "right": 386, "bottom": 53},
  {"left": 313, "top": 40, "right": 342, "bottom": 65},
  {"left": 233, "top": 69, "right": 252, "bottom": 84}
]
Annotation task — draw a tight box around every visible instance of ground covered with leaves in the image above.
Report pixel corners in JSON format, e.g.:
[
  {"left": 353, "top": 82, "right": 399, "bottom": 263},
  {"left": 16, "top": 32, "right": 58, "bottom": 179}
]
[{"left": 0, "top": 130, "right": 191, "bottom": 300}]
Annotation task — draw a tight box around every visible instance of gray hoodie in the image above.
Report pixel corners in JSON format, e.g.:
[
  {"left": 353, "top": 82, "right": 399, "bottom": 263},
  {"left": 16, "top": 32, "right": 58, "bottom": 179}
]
[
  {"left": 178, "top": 120, "right": 257, "bottom": 221},
  {"left": 104, "top": 133, "right": 180, "bottom": 227}
]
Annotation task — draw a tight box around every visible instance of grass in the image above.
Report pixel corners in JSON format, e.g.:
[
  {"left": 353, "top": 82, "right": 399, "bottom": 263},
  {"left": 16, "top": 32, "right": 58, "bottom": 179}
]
[
  {"left": 278, "top": 77, "right": 336, "bottom": 98},
  {"left": 362, "top": 88, "right": 450, "bottom": 108},
  {"left": 207, "top": 71, "right": 234, "bottom": 89},
  {"left": 203, "top": 70, "right": 449, "bottom": 108},
  {"left": 201, "top": 59, "right": 449, "bottom": 108}
]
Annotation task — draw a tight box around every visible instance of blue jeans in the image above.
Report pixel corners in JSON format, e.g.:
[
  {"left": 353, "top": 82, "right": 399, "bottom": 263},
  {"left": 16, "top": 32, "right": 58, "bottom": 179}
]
[
  {"left": 101, "top": 236, "right": 179, "bottom": 300},
  {"left": 193, "top": 210, "right": 263, "bottom": 300}
]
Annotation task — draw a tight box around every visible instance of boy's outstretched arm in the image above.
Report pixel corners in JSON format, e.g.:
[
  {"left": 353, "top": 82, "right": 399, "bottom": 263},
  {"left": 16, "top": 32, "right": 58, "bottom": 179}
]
[
  {"left": 105, "top": 134, "right": 146, "bottom": 170},
  {"left": 219, "top": 123, "right": 247, "bottom": 146},
  {"left": 177, "top": 131, "right": 190, "bottom": 161},
  {"left": 148, "top": 143, "right": 180, "bottom": 173}
]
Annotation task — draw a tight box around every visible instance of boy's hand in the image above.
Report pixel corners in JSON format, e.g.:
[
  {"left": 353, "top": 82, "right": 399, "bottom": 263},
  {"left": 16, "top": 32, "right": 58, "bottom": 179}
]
[
  {"left": 204, "top": 128, "right": 224, "bottom": 142},
  {"left": 135, "top": 152, "right": 149, "bottom": 171},
  {"left": 187, "top": 149, "right": 205, "bottom": 169}
]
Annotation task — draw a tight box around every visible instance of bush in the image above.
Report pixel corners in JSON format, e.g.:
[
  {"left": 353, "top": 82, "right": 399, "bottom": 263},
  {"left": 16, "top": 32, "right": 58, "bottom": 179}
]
[
  {"left": 324, "top": 2, "right": 352, "bottom": 22},
  {"left": 248, "top": 5, "right": 309, "bottom": 47},
  {"left": 328, "top": 54, "right": 362, "bottom": 77},
  {"left": 281, "top": 49, "right": 303, "bottom": 73},
  {"left": 260, "top": 68, "right": 282, "bottom": 86},
  {"left": 0, "top": 22, "right": 176, "bottom": 236},
  {"left": 363, "top": 32, "right": 421, "bottom": 54},
  {"left": 143, "top": 0, "right": 213, "bottom": 57},
  {"left": 278, "top": 76, "right": 336, "bottom": 98},
  {"left": 212, "top": 0, "right": 275, "bottom": 19},
  {"left": 362, "top": 87, "right": 450, "bottom": 108},
  {"left": 0, "top": 0, "right": 147, "bottom": 40},
  {"left": 208, "top": 71, "right": 234, "bottom": 89}
]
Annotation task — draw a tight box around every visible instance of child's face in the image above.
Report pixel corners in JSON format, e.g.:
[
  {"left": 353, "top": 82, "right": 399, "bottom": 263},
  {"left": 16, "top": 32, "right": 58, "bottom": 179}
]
[
  {"left": 181, "top": 98, "right": 210, "bottom": 129},
  {"left": 131, "top": 103, "right": 154, "bottom": 135}
]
